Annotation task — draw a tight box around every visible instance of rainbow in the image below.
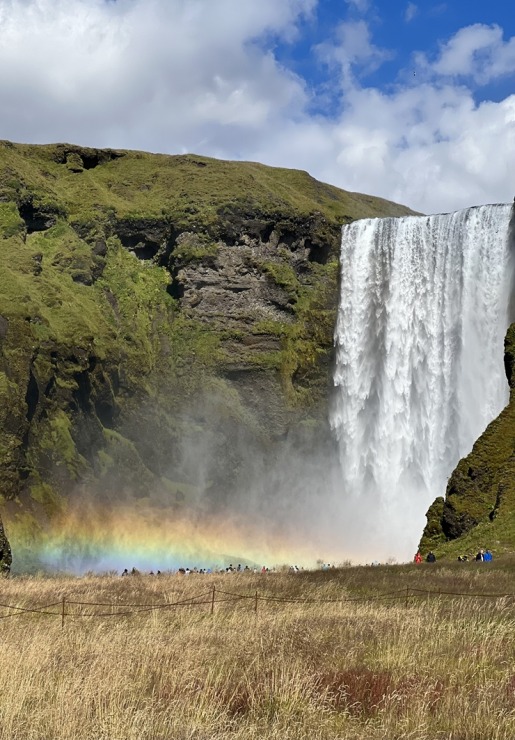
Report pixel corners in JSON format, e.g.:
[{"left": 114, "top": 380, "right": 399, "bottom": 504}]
[{"left": 4, "top": 502, "right": 345, "bottom": 574}]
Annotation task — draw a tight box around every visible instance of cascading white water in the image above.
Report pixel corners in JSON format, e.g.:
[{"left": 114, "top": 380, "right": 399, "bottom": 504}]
[{"left": 330, "top": 204, "right": 513, "bottom": 561}]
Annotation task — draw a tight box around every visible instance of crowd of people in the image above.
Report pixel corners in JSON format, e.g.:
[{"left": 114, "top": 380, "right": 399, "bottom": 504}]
[
  {"left": 119, "top": 551, "right": 497, "bottom": 577},
  {"left": 120, "top": 563, "right": 309, "bottom": 577},
  {"left": 413, "top": 548, "right": 493, "bottom": 564},
  {"left": 458, "top": 549, "right": 493, "bottom": 562}
]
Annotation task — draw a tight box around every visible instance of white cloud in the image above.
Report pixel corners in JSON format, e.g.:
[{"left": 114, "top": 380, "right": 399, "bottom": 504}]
[
  {"left": 404, "top": 3, "right": 418, "bottom": 23},
  {"left": 316, "top": 20, "right": 394, "bottom": 87},
  {"left": 0, "top": 0, "right": 313, "bottom": 150},
  {"left": 247, "top": 83, "right": 515, "bottom": 215},
  {"left": 336, "top": 86, "right": 515, "bottom": 213},
  {"left": 0, "top": 1, "right": 513, "bottom": 214},
  {"left": 424, "top": 24, "right": 515, "bottom": 84},
  {"left": 345, "top": 0, "right": 371, "bottom": 13}
]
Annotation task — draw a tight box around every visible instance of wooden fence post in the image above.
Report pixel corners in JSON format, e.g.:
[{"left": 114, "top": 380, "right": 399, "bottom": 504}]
[
  {"left": 254, "top": 590, "right": 258, "bottom": 615},
  {"left": 61, "top": 596, "right": 66, "bottom": 629},
  {"left": 210, "top": 585, "right": 216, "bottom": 615},
  {"left": 405, "top": 585, "right": 409, "bottom": 609}
]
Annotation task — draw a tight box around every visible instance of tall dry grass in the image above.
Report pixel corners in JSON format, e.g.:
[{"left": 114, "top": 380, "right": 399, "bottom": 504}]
[{"left": 1, "top": 564, "right": 515, "bottom": 739}]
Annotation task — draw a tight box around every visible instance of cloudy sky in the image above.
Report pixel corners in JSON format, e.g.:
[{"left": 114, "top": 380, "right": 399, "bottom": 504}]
[{"left": 1, "top": 0, "right": 514, "bottom": 213}]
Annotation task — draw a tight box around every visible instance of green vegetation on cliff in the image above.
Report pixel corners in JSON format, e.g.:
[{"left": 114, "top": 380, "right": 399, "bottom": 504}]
[
  {"left": 420, "top": 323, "right": 515, "bottom": 558},
  {"left": 0, "top": 141, "right": 412, "bottom": 227}
]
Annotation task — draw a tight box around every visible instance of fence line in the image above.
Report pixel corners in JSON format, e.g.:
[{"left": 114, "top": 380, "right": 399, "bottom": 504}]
[
  {"left": 2, "top": 585, "right": 515, "bottom": 626},
  {"left": 65, "top": 589, "right": 213, "bottom": 608},
  {"left": 409, "top": 587, "right": 515, "bottom": 598}
]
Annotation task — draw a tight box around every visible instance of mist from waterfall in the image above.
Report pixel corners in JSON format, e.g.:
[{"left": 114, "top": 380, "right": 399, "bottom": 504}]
[{"left": 331, "top": 204, "right": 513, "bottom": 561}]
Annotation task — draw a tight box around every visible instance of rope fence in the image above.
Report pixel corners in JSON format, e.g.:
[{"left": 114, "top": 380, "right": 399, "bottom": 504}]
[{"left": 2, "top": 584, "right": 515, "bottom": 626}]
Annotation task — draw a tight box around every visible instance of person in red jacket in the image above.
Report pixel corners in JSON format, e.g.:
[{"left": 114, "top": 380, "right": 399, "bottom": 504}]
[{"left": 414, "top": 552, "right": 422, "bottom": 564}]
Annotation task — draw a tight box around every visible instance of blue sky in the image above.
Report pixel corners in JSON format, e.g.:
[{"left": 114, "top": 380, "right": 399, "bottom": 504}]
[
  {"left": 300, "top": 1, "right": 514, "bottom": 102},
  {"left": 0, "top": 0, "right": 514, "bottom": 213}
]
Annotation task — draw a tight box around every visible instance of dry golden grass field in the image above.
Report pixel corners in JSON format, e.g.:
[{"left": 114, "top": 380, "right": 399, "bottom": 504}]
[{"left": 2, "top": 560, "right": 515, "bottom": 740}]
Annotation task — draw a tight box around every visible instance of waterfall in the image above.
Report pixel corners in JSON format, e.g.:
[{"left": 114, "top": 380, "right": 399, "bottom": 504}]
[{"left": 330, "top": 204, "right": 513, "bottom": 561}]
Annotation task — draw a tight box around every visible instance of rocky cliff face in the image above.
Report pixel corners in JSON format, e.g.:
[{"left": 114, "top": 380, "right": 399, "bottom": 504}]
[{"left": 0, "top": 141, "right": 415, "bottom": 569}]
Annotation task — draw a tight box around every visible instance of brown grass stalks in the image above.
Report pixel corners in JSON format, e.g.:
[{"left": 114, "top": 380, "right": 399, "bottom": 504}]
[{"left": 1, "top": 565, "right": 515, "bottom": 738}]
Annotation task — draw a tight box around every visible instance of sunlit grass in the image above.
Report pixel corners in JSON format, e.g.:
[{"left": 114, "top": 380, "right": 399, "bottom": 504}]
[{"left": 1, "top": 562, "right": 515, "bottom": 739}]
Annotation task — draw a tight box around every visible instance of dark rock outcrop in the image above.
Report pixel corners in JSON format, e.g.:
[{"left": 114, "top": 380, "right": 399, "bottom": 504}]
[{"left": 0, "top": 518, "right": 11, "bottom": 574}]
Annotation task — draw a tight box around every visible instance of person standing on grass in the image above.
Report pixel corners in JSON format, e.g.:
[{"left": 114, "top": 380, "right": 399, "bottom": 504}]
[
  {"left": 414, "top": 552, "right": 422, "bottom": 564},
  {"left": 426, "top": 551, "right": 436, "bottom": 563}
]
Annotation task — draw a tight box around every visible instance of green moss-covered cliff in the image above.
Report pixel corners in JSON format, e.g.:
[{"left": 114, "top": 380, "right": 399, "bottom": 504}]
[
  {"left": 420, "top": 322, "right": 515, "bottom": 557},
  {"left": 0, "top": 141, "right": 415, "bottom": 567}
]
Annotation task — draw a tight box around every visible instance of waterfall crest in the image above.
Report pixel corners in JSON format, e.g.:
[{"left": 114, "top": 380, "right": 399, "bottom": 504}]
[{"left": 331, "top": 204, "right": 513, "bottom": 560}]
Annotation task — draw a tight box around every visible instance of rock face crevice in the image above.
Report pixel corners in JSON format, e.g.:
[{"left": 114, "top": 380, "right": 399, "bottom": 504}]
[{"left": 18, "top": 199, "right": 59, "bottom": 234}]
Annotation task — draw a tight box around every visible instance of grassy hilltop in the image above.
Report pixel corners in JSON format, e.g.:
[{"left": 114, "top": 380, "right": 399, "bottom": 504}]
[{"left": 0, "top": 141, "right": 414, "bottom": 567}]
